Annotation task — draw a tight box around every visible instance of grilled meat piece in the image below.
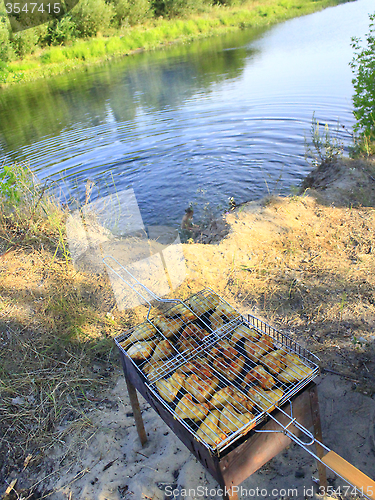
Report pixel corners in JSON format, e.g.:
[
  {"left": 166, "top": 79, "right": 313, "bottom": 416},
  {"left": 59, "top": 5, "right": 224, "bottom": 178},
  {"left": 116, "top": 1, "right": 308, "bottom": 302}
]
[
  {"left": 210, "top": 340, "right": 237, "bottom": 359},
  {"left": 260, "top": 349, "right": 287, "bottom": 375},
  {"left": 213, "top": 355, "right": 245, "bottom": 382},
  {"left": 209, "top": 311, "right": 226, "bottom": 331},
  {"left": 209, "top": 386, "right": 254, "bottom": 413},
  {"left": 184, "top": 373, "right": 219, "bottom": 403},
  {"left": 151, "top": 315, "right": 184, "bottom": 338},
  {"left": 120, "top": 322, "right": 157, "bottom": 349},
  {"left": 247, "top": 387, "right": 283, "bottom": 412},
  {"left": 214, "top": 302, "right": 241, "bottom": 321},
  {"left": 219, "top": 406, "right": 255, "bottom": 435},
  {"left": 143, "top": 339, "right": 175, "bottom": 376},
  {"left": 210, "top": 340, "right": 245, "bottom": 381},
  {"left": 155, "top": 371, "right": 186, "bottom": 402},
  {"left": 150, "top": 339, "right": 174, "bottom": 363},
  {"left": 178, "top": 323, "right": 210, "bottom": 353},
  {"left": 178, "top": 358, "right": 213, "bottom": 381},
  {"left": 186, "top": 292, "right": 221, "bottom": 316},
  {"left": 126, "top": 340, "right": 156, "bottom": 361},
  {"left": 197, "top": 410, "right": 227, "bottom": 446},
  {"left": 244, "top": 335, "right": 274, "bottom": 362},
  {"left": 242, "top": 365, "right": 275, "bottom": 390},
  {"left": 277, "top": 353, "right": 313, "bottom": 383},
  {"left": 175, "top": 394, "right": 209, "bottom": 421},
  {"left": 164, "top": 303, "right": 197, "bottom": 322},
  {"left": 231, "top": 325, "right": 260, "bottom": 344}
]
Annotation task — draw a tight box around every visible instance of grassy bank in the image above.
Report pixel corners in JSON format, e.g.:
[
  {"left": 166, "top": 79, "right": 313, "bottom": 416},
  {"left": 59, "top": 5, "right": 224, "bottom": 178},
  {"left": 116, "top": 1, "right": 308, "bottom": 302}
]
[{"left": 1, "top": 0, "right": 348, "bottom": 85}]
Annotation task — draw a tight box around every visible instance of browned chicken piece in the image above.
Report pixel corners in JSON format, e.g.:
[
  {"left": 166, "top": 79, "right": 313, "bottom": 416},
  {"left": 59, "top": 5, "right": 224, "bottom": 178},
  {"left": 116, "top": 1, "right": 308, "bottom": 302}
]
[
  {"left": 142, "top": 361, "right": 161, "bottom": 379},
  {"left": 120, "top": 322, "right": 157, "bottom": 349},
  {"left": 210, "top": 340, "right": 237, "bottom": 359},
  {"left": 186, "top": 293, "right": 221, "bottom": 316},
  {"left": 209, "top": 386, "right": 254, "bottom": 413},
  {"left": 184, "top": 373, "right": 220, "bottom": 403},
  {"left": 155, "top": 371, "right": 186, "bottom": 402},
  {"left": 231, "top": 325, "right": 260, "bottom": 344},
  {"left": 247, "top": 387, "right": 283, "bottom": 412},
  {"left": 210, "top": 340, "right": 245, "bottom": 381},
  {"left": 164, "top": 302, "right": 197, "bottom": 322},
  {"left": 242, "top": 365, "right": 275, "bottom": 390},
  {"left": 197, "top": 410, "right": 227, "bottom": 446},
  {"left": 151, "top": 315, "right": 184, "bottom": 338},
  {"left": 209, "top": 311, "right": 226, "bottom": 331},
  {"left": 178, "top": 358, "right": 213, "bottom": 378},
  {"left": 149, "top": 339, "right": 174, "bottom": 363},
  {"left": 178, "top": 323, "right": 210, "bottom": 353},
  {"left": 244, "top": 335, "right": 274, "bottom": 362},
  {"left": 175, "top": 394, "right": 209, "bottom": 421},
  {"left": 143, "top": 339, "right": 175, "bottom": 376},
  {"left": 260, "top": 349, "right": 287, "bottom": 375},
  {"left": 213, "top": 355, "right": 246, "bottom": 382},
  {"left": 214, "top": 302, "right": 241, "bottom": 321},
  {"left": 219, "top": 405, "right": 255, "bottom": 435},
  {"left": 126, "top": 339, "right": 157, "bottom": 361},
  {"left": 277, "top": 353, "right": 313, "bottom": 383}
]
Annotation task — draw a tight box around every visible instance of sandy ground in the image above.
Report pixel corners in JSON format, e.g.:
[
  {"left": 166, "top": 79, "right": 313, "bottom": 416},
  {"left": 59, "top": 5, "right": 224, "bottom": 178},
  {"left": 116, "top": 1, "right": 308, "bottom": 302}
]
[{"left": 10, "top": 369, "right": 375, "bottom": 500}]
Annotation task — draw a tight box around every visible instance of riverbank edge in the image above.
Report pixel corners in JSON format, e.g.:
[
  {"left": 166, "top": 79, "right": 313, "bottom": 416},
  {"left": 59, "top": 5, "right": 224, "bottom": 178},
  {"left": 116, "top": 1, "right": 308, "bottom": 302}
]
[{"left": 1, "top": 0, "right": 349, "bottom": 87}]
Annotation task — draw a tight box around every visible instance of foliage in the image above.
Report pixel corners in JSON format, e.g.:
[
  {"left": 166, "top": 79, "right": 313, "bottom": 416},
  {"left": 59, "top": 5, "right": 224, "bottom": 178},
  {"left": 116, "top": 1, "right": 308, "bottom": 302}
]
[
  {"left": 0, "top": 17, "right": 16, "bottom": 62},
  {"left": 10, "top": 28, "right": 39, "bottom": 57},
  {"left": 70, "top": 0, "right": 115, "bottom": 37},
  {"left": 305, "top": 113, "right": 344, "bottom": 167},
  {"left": 0, "top": 0, "right": 348, "bottom": 79},
  {"left": 350, "top": 12, "right": 375, "bottom": 153},
  {"left": 113, "top": 0, "right": 151, "bottom": 26},
  {"left": 0, "top": 165, "right": 20, "bottom": 203},
  {"left": 152, "top": 0, "right": 209, "bottom": 18},
  {"left": 46, "top": 15, "right": 77, "bottom": 45}
]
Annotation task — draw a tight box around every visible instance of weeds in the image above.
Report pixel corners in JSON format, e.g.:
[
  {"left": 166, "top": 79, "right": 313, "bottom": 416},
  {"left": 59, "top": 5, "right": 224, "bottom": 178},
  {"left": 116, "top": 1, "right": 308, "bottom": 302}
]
[
  {"left": 0, "top": 164, "right": 141, "bottom": 477},
  {"left": 305, "top": 113, "right": 344, "bottom": 167}
]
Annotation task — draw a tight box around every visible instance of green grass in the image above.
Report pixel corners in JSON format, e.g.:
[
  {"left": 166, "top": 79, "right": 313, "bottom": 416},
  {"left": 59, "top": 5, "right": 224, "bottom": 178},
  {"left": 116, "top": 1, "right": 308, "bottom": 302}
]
[{"left": 1, "top": 0, "right": 349, "bottom": 85}]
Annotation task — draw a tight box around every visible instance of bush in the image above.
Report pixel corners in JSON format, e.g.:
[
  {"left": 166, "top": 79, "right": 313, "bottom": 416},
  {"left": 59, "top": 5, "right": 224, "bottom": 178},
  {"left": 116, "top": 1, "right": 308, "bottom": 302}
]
[
  {"left": 350, "top": 12, "right": 375, "bottom": 150},
  {"left": 152, "top": 0, "right": 208, "bottom": 18},
  {"left": 0, "top": 17, "right": 16, "bottom": 61},
  {"left": 113, "top": 0, "right": 151, "bottom": 26},
  {"left": 47, "top": 16, "right": 77, "bottom": 45},
  {"left": 71, "top": 0, "right": 115, "bottom": 37},
  {"left": 10, "top": 28, "right": 39, "bottom": 58}
]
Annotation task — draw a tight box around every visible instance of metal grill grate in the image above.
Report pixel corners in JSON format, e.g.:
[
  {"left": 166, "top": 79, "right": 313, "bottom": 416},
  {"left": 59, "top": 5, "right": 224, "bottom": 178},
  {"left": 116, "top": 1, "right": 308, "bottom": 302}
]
[{"left": 114, "top": 286, "right": 319, "bottom": 455}]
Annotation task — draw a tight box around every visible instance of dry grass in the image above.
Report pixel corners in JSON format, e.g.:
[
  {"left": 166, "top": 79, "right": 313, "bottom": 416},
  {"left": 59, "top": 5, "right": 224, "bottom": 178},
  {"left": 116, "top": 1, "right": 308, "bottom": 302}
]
[
  {"left": 0, "top": 166, "right": 144, "bottom": 482},
  {"left": 180, "top": 193, "right": 375, "bottom": 392}
]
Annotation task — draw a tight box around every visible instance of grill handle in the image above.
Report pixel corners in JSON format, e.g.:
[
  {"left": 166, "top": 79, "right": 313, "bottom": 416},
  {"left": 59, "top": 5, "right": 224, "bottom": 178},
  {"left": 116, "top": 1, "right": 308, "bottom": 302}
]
[
  {"left": 256, "top": 407, "right": 375, "bottom": 499},
  {"left": 103, "top": 255, "right": 183, "bottom": 318}
]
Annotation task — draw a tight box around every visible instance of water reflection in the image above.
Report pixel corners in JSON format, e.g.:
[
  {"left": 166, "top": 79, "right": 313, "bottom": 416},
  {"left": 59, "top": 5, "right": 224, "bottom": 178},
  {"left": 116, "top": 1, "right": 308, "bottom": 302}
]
[{"left": 0, "top": 0, "right": 372, "bottom": 227}]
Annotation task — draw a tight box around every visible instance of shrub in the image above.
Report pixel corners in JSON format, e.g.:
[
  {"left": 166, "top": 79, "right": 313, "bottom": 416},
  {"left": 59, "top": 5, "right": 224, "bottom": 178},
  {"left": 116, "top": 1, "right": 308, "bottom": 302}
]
[
  {"left": 71, "top": 0, "right": 115, "bottom": 37},
  {"left": 47, "top": 16, "right": 77, "bottom": 45},
  {"left": 10, "top": 28, "right": 39, "bottom": 58},
  {"left": 0, "top": 17, "right": 16, "bottom": 62},
  {"left": 152, "top": 0, "right": 208, "bottom": 18},
  {"left": 350, "top": 12, "right": 375, "bottom": 150},
  {"left": 113, "top": 0, "right": 151, "bottom": 26}
]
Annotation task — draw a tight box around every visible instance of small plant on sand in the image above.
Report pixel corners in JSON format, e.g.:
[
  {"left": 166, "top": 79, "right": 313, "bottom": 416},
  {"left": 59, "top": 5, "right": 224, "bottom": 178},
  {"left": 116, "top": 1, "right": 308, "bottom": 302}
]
[{"left": 305, "top": 113, "right": 344, "bottom": 167}]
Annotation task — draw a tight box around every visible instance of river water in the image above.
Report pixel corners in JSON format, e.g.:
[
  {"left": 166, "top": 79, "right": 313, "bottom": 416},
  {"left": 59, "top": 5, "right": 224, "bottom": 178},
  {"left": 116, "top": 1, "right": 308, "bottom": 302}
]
[{"left": 0, "top": 0, "right": 373, "bottom": 227}]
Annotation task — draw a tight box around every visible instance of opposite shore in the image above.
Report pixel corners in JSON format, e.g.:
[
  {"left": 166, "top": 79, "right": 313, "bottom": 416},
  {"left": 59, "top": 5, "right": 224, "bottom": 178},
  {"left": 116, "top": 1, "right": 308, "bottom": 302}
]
[{"left": 0, "top": 0, "right": 348, "bottom": 85}]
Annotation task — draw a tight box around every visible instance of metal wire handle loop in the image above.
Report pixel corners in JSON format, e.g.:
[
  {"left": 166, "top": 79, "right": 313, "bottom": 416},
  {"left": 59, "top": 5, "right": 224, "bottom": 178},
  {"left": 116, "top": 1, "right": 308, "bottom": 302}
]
[{"left": 103, "top": 255, "right": 183, "bottom": 318}]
